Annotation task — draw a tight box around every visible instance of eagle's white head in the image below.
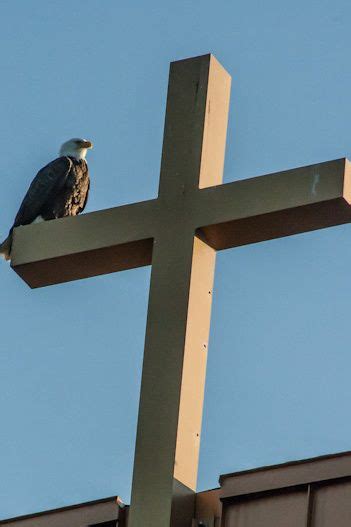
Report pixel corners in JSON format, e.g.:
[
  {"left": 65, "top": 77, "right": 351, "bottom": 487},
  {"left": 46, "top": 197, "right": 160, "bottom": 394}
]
[{"left": 59, "top": 138, "right": 93, "bottom": 160}]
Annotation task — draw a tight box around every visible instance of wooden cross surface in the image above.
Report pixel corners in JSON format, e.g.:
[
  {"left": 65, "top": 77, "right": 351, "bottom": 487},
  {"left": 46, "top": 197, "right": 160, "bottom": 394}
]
[{"left": 10, "top": 54, "right": 351, "bottom": 527}]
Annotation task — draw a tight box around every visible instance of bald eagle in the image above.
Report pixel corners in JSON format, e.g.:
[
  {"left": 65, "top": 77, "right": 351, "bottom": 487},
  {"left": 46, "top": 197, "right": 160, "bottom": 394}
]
[{"left": 0, "top": 138, "right": 93, "bottom": 261}]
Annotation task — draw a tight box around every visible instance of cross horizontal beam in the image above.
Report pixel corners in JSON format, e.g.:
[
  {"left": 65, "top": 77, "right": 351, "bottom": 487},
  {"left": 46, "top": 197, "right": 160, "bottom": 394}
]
[
  {"left": 12, "top": 157, "right": 351, "bottom": 288},
  {"left": 199, "top": 157, "right": 351, "bottom": 249},
  {"left": 11, "top": 199, "right": 157, "bottom": 287}
]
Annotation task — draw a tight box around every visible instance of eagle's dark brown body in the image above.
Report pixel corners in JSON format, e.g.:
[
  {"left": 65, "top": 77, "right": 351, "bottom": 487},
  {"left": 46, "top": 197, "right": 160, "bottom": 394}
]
[
  {"left": 0, "top": 155, "right": 90, "bottom": 260},
  {"left": 13, "top": 156, "right": 89, "bottom": 228}
]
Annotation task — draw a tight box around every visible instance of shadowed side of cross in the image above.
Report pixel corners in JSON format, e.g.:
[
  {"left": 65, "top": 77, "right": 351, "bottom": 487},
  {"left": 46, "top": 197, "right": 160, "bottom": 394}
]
[{"left": 11, "top": 54, "right": 351, "bottom": 527}]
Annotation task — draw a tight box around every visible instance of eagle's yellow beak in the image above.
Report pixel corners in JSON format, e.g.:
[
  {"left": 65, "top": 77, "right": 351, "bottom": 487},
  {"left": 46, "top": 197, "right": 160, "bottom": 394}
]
[{"left": 80, "top": 140, "right": 93, "bottom": 149}]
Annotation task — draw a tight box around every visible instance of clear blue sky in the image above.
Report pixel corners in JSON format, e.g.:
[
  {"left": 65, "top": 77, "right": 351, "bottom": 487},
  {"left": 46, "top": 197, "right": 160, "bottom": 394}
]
[{"left": 1, "top": 0, "right": 351, "bottom": 519}]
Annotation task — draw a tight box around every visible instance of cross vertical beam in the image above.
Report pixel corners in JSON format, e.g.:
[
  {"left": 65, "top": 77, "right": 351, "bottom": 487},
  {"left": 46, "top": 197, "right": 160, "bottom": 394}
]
[{"left": 128, "top": 55, "right": 231, "bottom": 527}]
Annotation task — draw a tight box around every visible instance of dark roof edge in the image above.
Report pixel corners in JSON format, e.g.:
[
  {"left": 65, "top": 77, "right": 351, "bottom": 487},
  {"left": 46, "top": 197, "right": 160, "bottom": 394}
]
[
  {"left": 219, "top": 449, "right": 351, "bottom": 485},
  {"left": 196, "top": 486, "right": 220, "bottom": 495},
  {"left": 0, "top": 496, "right": 118, "bottom": 524}
]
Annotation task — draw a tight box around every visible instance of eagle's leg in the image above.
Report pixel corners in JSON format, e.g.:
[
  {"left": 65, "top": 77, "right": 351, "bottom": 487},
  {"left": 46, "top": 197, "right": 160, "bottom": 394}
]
[{"left": 32, "top": 215, "right": 45, "bottom": 224}]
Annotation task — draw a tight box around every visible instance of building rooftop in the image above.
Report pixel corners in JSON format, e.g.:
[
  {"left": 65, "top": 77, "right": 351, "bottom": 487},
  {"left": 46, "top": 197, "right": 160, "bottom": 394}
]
[{"left": 3, "top": 450, "right": 351, "bottom": 526}]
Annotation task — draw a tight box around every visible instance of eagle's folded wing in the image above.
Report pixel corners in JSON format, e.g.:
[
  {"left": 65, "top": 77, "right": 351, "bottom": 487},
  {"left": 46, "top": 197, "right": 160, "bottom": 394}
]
[{"left": 12, "top": 156, "right": 72, "bottom": 229}]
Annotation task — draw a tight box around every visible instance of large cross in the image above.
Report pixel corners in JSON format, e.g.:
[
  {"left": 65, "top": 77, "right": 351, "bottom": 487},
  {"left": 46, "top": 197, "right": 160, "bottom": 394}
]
[{"left": 11, "top": 54, "right": 351, "bottom": 527}]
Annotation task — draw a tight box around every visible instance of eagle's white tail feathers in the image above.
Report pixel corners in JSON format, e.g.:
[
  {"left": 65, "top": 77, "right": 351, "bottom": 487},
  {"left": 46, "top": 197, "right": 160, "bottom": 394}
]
[{"left": 0, "top": 236, "right": 11, "bottom": 261}]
